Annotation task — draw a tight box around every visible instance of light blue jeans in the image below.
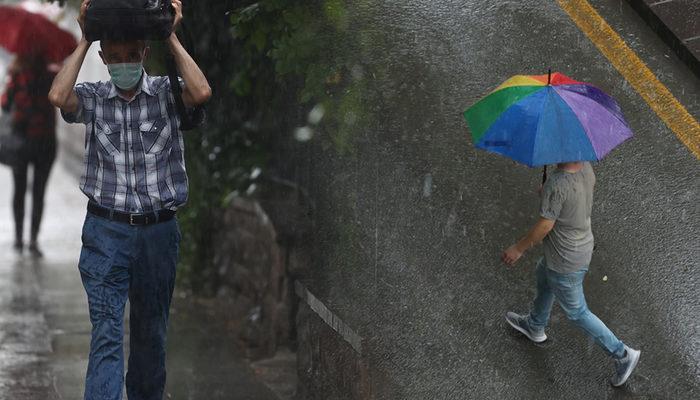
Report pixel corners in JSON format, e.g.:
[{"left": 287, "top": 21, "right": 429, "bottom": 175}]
[{"left": 527, "top": 257, "right": 625, "bottom": 359}]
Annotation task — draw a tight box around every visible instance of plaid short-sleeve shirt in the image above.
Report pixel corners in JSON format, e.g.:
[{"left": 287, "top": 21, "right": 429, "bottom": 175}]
[{"left": 61, "top": 72, "right": 190, "bottom": 213}]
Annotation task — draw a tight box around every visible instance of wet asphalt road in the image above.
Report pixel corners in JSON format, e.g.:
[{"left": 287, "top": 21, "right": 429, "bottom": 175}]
[
  {"left": 286, "top": 0, "right": 699, "bottom": 399},
  {"left": 0, "top": 150, "right": 288, "bottom": 399}
]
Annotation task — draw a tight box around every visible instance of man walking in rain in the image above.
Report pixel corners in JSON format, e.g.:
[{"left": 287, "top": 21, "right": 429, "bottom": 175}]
[
  {"left": 501, "top": 161, "right": 641, "bottom": 387},
  {"left": 48, "top": 0, "right": 210, "bottom": 398}
]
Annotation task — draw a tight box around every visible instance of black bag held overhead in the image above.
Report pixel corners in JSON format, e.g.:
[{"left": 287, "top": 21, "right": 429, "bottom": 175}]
[{"left": 85, "top": 0, "right": 174, "bottom": 42}]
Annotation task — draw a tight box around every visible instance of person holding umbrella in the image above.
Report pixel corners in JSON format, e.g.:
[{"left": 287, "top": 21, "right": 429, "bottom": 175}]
[
  {"left": 464, "top": 72, "right": 641, "bottom": 387},
  {"left": 48, "top": 0, "right": 210, "bottom": 398},
  {"left": 1, "top": 54, "right": 57, "bottom": 257},
  {"left": 0, "top": 3, "right": 77, "bottom": 256}
]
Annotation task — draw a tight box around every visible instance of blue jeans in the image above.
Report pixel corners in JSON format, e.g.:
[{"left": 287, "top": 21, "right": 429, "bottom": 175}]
[
  {"left": 79, "top": 212, "right": 180, "bottom": 400},
  {"left": 528, "top": 257, "right": 625, "bottom": 359}
]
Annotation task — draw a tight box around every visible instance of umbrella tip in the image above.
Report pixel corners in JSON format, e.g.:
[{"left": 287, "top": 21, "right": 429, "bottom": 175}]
[{"left": 547, "top": 69, "right": 552, "bottom": 85}]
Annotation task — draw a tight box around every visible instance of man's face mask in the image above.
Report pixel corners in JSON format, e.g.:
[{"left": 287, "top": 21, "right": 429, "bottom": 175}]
[{"left": 107, "top": 62, "right": 143, "bottom": 90}]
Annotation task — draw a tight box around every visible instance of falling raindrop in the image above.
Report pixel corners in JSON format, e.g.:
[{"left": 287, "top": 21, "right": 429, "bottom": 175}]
[
  {"left": 423, "top": 173, "right": 433, "bottom": 197},
  {"left": 294, "top": 126, "right": 314, "bottom": 142},
  {"left": 308, "top": 104, "right": 325, "bottom": 125},
  {"left": 246, "top": 183, "right": 257, "bottom": 195},
  {"left": 223, "top": 190, "right": 240, "bottom": 205},
  {"left": 247, "top": 306, "right": 262, "bottom": 322}
]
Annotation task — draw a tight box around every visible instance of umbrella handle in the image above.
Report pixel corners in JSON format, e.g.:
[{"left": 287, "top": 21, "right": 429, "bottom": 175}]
[{"left": 542, "top": 165, "right": 547, "bottom": 184}]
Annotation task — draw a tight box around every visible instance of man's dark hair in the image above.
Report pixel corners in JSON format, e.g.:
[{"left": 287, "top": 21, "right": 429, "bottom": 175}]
[{"left": 100, "top": 40, "right": 148, "bottom": 52}]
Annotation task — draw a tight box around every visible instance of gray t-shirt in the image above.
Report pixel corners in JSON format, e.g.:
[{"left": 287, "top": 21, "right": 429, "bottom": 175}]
[{"left": 539, "top": 162, "right": 595, "bottom": 273}]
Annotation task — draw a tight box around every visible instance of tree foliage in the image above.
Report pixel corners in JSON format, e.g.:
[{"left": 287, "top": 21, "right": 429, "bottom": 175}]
[{"left": 48, "top": 0, "right": 376, "bottom": 294}]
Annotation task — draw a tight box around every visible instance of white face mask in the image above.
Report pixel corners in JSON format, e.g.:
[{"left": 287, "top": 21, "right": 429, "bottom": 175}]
[{"left": 107, "top": 62, "right": 144, "bottom": 90}]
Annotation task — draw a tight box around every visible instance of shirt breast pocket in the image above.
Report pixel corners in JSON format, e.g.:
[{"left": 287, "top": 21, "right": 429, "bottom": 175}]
[
  {"left": 140, "top": 117, "right": 172, "bottom": 154},
  {"left": 94, "top": 120, "right": 122, "bottom": 155}
]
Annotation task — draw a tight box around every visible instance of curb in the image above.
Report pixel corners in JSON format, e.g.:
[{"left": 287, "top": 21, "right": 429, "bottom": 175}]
[{"left": 625, "top": 0, "right": 699, "bottom": 78}]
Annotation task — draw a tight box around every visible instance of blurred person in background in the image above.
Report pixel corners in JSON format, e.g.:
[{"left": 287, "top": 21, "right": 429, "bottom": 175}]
[{"left": 1, "top": 54, "right": 57, "bottom": 257}]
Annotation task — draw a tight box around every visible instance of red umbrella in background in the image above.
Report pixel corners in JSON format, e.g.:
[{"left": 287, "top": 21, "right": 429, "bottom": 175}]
[{"left": 0, "top": 5, "right": 77, "bottom": 63}]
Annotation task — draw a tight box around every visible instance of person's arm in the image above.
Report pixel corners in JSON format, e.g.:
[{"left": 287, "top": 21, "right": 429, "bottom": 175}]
[
  {"left": 48, "top": 0, "right": 91, "bottom": 113},
  {"left": 501, "top": 218, "right": 555, "bottom": 266},
  {"left": 167, "top": 0, "right": 211, "bottom": 108},
  {"left": 502, "top": 177, "right": 564, "bottom": 267}
]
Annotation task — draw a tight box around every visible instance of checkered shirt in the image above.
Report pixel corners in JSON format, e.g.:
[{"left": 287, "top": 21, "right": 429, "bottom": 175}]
[{"left": 61, "top": 72, "right": 190, "bottom": 213}]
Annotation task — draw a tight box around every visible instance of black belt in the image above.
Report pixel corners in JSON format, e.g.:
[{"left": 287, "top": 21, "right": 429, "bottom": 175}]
[{"left": 87, "top": 202, "right": 175, "bottom": 226}]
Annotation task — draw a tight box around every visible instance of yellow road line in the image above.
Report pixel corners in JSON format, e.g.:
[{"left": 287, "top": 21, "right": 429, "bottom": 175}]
[{"left": 557, "top": 0, "right": 700, "bottom": 160}]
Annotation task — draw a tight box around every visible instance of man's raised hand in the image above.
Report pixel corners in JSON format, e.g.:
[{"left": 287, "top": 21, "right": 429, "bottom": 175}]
[
  {"left": 78, "top": 0, "right": 91, "bottom": 37},
  {"left": 172, "top": 0, "right": 183, "bottom": 31}
]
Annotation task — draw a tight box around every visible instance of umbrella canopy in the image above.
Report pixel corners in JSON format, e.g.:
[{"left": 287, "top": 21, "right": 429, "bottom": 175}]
[
  {"left": 464, "top": 72, "right": 633, "bottom": 167},
  {"left": 0, "top": 5, "right": 77, "bottom": 63}
]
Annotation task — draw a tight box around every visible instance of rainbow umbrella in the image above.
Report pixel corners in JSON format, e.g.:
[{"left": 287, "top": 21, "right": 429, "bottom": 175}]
[{"left": 464, "top": 72, "right": 633, "bottom": 168}]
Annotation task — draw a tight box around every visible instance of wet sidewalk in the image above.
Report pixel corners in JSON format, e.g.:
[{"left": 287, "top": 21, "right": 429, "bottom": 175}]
[
  {"left": 0, "top": 148, "right": 295, "bottom": 399},
  {"left": 627, "top": 0, "right": 700, "bottom": 76}
]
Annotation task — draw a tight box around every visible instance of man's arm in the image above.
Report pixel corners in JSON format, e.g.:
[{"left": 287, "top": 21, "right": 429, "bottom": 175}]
[
  {"left": 501, "top": 217, "right": 555, "bottom": 267},
  {"left": 48, "top": 0, "right": 91, "bottom": 113},
  {"left": 167, "top": 0, "right": 211, "bottom": 108},
  {"left": 48, "top": 39, "right": 91, "bottom": 112}
]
